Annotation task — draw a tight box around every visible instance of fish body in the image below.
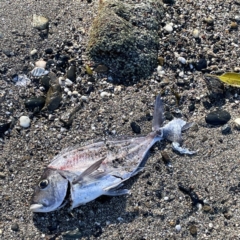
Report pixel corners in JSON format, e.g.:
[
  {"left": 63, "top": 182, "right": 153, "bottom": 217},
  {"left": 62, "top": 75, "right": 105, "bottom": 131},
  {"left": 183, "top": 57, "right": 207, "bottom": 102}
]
[{"left": 30, "top": 95, "right": 195, "bottom": 213}]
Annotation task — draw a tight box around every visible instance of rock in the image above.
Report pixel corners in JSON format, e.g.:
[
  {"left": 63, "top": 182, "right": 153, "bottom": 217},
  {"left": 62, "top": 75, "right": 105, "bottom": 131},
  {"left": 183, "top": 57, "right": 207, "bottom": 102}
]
[
  {"left": 94, "top": 64, "right": 108, "bottom": 73},
  {"left": 25, "top": 97, "right": 46, "bottom": 110},
  {"left": 205, "top": 110, "right": 231, "bottom": 125},
  {"left": 221, "top": 124, "right": 231, "bottom": 134},
  {"left": 234, "top": 118, "right": 240, "bottom": 130},
  {"left": 100, "top": 91, "right": 110, "bottom": 98},
  {"left": 130, "top": 122, "right": 141, "bottom": 134},
  {"left": 178, "top": 57, "right": 186, "bottom": 64},
  {"left": 30, "top": 49, "right": 38, "bottom": 56},
  {"left": 44, "top": 74, "right": 62, "bottom": 111},
  {"left": 45, "top": 48, "right": 53, "bottom": 54},
  {"left": 0, "top": 172, "right": 6, "bottom": 179},
  {"left": 11, "top": 223, "right": 19, "bottom": 231},
  {"left": 163, "top": 0, "right": 175, "bottom": 3},
  {"left": 35, "top": 60, "right": 46, "bottom": 69},
  {"left": 158, "top": 57, "right": 164, "bottom": 66},
  {"left": 19, "top": 116, "right": 31, "bottom": 128},
  {"left": 161, "top": 151, "right": 171, "bottom": 164},
  {"left": 203, "top": 74, "right": 224, "bottom": 98},
  {"left": 0, "top": 120, "right": 11, "bottom": 133},
  {"left": 66, "top": 65, "right": 76, "bottom": 82},
  {"left": 175, "top": 225, "right": 181, "bottom": 232},
  {"left": 189, "top": 225, "right": 197, "bottom": 236},
  {"left": 164, "top": 23, "right": 173, "bottom": 32},
  {"left": 204, "top": 17, "right": 214, "bottom": 25},
  {"left": 192, "top": 29, "right": 200, "bottom": 38},
  {"left": 230, "top": 21, "right": 238, "bottom": 29},
  {"left": 2, "top": 49, "right": 14, "bottom": 57},
  {"left": 32, "top": 14, "right": 49, "bottom": 30},
  {"left": 196, "top": 59, "right": 207, "bottom": 71},
  {"left": 202, "top": 205, "right": 213, "bottom": 213},
  {"left": 87, "top": 0, "right": 164, "bottom": 82}
]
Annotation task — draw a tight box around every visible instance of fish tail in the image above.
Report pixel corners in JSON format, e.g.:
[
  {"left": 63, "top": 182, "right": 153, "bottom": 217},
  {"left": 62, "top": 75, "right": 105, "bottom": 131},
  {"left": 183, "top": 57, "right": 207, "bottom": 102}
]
[{"left": 152, "top": 95, "right": 164, "bottom": 131}]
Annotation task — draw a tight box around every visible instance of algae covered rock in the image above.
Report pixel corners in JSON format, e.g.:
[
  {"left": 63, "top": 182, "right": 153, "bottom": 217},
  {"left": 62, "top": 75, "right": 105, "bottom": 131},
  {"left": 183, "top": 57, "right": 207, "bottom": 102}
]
[{"left": 87, "top": 0, "right": 164, "bottom": 82}]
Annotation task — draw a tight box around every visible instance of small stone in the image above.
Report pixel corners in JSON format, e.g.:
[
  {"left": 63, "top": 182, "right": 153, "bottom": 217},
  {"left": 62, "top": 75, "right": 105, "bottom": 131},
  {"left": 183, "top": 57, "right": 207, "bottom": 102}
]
[
  {"left": 35, "top": 60, "right": 46, "bottom": 69},
  {"left": 208, "top": 223, "right": 213, "bottom": 229},
  {"left": 234, "top": 118, "right": 240, "bottom": 129},
  {"left": 65, "top": 78, "right": 73, "bottom": 86},
  {"left": 230, "top": 22, "right": 238, "bottom": 29},
  {"left": 19, "top": 116, "right": 31, "bottom": 128},
  {"left": 224, "top": 212, "right": 232, "bottom": 220},
  {"left": 164, "top": 196, "right": 169, "bottom": 201},
  {"left": 164, "top": 23, "right": 173, "bottom": 32},
  {"left": 175, "top": 225, "right": 181, "bottom": 231},
  {"left": 32, "top": 14, "right": 49, "bottom": 30},
  {"left": 196, "top": 59, "right": 207, "bottom": 71},
  {"left": 189, "top": 225, "right": 197, "bottom": 236},
  {"left": 157, "top": 65, "right": 165, "bottom": 77},
  {"left": 25, "top": 97, "right": 45, "bottom": 110},
  {"left": 0, "top": 172, "right": 6, "bottom": 179},
  {"left": 94, "top": 64, "right": 108, "bottom": 73},
  {"left": 205, "top": 110, "right": 231, "bottom": 125},
  {"left": 221, "top": 124, "right": 231, "bottom": 134},
  {"left": 178, "top": 57, "right": 186, "bottom": 64},
  {"left": 100, "top": 91, "right": 110, "bottom": 98},
  {"left": 204, "top": 17, "right": 214, "bottom": 25},
  {"left": 130, "top": 122, "right": 141, "bottom": 134},
  {"left": 45, "top": 48, "right": 53, "bottom": 54},
  {"left": 158, "top": 57, "right": 164, "bottom": 66},
  {"left": 66, "top": 66, "right": 76, "bottom": 82},
  {"left": 161, "top": 151, "right": 171, "bottom": 164},
  {"left": 11, "top": 223, "right": 19, "bottom": 231},
  {"left": 192, "top": 29, "right": 200, "bottom": 38},
  {"left": 202, "top": 205, "right": 212, "bottom": 213},
  {"left": 3, "top": 49, "right": 14, "bottom": 57},
  {"left": 30, "top": 49, "right": 38, "bottom": 56}
]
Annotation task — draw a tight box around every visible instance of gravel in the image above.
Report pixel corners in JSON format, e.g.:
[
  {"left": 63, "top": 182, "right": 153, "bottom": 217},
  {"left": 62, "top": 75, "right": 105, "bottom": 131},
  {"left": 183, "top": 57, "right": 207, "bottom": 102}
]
[{"left": 1, "top": 0, "right": 240, "bottom": 239}]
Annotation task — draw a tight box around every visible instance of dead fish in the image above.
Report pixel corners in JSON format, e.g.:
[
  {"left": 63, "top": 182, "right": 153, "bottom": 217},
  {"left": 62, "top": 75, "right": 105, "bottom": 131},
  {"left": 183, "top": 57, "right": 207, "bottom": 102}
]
[
  {"left": 30, "top": 95, "right": 196, "bottom": 213},
  {"left": 31, "top": 67, "right": 49, "bottom": 77}
]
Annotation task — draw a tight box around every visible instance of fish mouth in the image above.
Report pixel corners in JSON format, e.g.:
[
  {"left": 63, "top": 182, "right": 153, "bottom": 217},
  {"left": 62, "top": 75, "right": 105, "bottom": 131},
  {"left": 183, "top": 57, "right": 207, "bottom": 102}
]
[{"left": 30, "top": 204, "right": 44, "bottom": 212}]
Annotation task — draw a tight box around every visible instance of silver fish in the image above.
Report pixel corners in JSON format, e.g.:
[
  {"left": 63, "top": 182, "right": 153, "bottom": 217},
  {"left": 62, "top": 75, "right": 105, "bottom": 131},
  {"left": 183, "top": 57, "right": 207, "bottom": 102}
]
[{"left": 30, "top": 95, "right": 195, "bottom": 213}]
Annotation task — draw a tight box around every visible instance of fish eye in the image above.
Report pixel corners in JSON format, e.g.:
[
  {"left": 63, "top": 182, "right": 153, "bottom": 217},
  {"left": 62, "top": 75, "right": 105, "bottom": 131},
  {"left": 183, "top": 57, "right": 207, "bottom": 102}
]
[{"left": 39, "top": 179, "right": 49, "bottom": 189}]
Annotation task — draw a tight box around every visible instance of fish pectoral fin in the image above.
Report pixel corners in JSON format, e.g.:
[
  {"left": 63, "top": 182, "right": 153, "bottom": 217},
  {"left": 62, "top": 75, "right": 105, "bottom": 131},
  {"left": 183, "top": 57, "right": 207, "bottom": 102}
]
[
  {"left": 72, "top": 157, "right": 105, "bottom": 184},
  {"left": 172, "top": 142, "right": 196, "bottom": 155},
  {"left": 104, "top": 189, "right": 130, "bottom": 196},
  {"left": 181, "top": 122, "right": 194, "bottom": 132}
]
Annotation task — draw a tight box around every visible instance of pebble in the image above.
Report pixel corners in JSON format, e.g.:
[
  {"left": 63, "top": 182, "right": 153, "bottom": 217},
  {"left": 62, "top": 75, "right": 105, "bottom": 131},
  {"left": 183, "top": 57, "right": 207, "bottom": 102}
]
[
  {"left": 81, "top": 96, "right": 89, "bottom": 102},
  {"left": 100, "top": 91, "right": 110, "bottom": 98},
  {"left": 192, "top": 29, "right": 200, "bottom": 38},
  {"left": 221, "top": 124, "right": 231, "bottom": 134},
  {"left": 164, "top": 23, "right": 173, "bottom": 32},
  {"left": 0, "top": 172, "right": 6, "bottom": 179},
  {"left": 11, "top": 223, "right": 19, "bottom": 231},
  {"left": 25, "top": 97, "right": 46, "bottom": 110},
  {"left": 30, "top": 49, "right": 38, "bottom": 56},
  {"left": 45, "top": 48, "right": 53, "bottom": 54},
  {"left": 94, "top": 64, "right": 108, "bottom": 73},
  {"left": 234, "top": 118, "right": 240, "bottom": 129},
  {"left": 13, "top": 75, "right": 31, "bottom": 87},
  {"left": 66, "top": 66, "right": 77, "bottom": 82},
  {"left": 35, "top": 60, "right": 46, "bottom": 69},
  {"left": 209, "top": 223, "right": 213, "bottom": 229},
  {"left": 0, "top": 121, "right": 11, "bottom": 133},
  {"left": 175, "top": 225, "right": 181, "bottom": 232},
  {"left": 164, "top": 196, "right": 169, "bottom": 201},
  {"left": 178, "top": 57, "right": 186, "bottom": 64},
  {"left": 205, "top": 110, "right": 231, "bottom": 125},
  {"left": 196, "top": 59, "right": 207, "bottom": 71},
  {"left": 158, "top": 57, "right": 164, "bottom": 66},
  {"left": 230, "top": 22, "right": 238, "bottom": 29},
  {"left": 65, "top": 78, "right": 73, "bottom": 86},
  {"left": 32, "top": 14, "right": 49, "bottom": 30},
  {"left": 19, "top": 116, "right": 31, "bottom": 128},
  {"left": 130, "top": 122, "right": 141, "bottom": 134},
  {"left": 189, "top": 225, "right": 197, "bottom": 235},
  {"left": 157, "top": 65, "right": 165, "bottom": 77},
  {"left": 204, "top": 17, "right": 214, "bottom": 25}
]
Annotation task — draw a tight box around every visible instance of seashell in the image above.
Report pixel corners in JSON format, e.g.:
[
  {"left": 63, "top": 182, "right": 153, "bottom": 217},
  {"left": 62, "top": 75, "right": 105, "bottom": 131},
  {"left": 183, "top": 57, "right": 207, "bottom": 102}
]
[
  {"left": 31, "top": 67, "right": 49, "bottom": 77},
  {"left": 13, "top": 74, "right": 31, "bottom": 87}
]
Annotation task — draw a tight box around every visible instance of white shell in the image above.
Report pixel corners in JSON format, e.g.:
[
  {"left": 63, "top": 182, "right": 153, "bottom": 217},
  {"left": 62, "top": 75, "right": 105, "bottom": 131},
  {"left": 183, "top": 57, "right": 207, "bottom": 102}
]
[
  {"left": 31, "top": 67, "right": 49, "bottom": 77},
  {"left": 13, "top": 75, "right": 31, "bottom": 87},
  {"left": 19, "top": 116, "right": 31, "bottom": 128}
]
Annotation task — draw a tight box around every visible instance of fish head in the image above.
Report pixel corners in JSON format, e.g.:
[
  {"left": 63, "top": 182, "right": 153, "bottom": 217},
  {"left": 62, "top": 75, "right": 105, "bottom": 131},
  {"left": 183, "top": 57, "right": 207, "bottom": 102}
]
[{"left": 30, "top": 168, "right": 69, "bottom": 213}]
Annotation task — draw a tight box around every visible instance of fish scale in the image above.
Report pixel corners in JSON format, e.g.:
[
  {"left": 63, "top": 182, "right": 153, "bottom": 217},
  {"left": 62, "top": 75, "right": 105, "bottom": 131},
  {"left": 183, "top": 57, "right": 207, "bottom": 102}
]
[{"left": 30, "top": 95, "right": 196, "bottom": 213}]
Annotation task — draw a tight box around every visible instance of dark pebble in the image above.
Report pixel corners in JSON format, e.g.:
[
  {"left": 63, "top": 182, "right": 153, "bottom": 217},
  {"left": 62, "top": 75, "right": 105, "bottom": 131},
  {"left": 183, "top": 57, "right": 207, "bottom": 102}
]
[
  {"left": 165, "top": 111, "right": 173, "bottom": 121},
  {"left": 161, "top": 151, "right": 171, "bottom": 164},
  {"left": 46, "top": 59, "right": 55, "bottom": 68},
  {"left": 221, "top": 124, "right": 231, "bottom": 134},
  {"left": 188, "top": 102, "right": 195, "bottom": 112},
  {"left": 0, "top": 121, "right": 11, "bottom": 133},
  {"left": 66, "top": 65, "right": 76, "bottom": 81},
  {"left": 189, "top": 225, "right": 197, "bottom": 236},
  {"left": 205, "top": 110, "right": 231, "bottom": 125},
  {"left": 130, "top": 122, "right": 141, "bottom": 134},
  {"left": 11, "top": 223, "right": 19, "bottom": 231},
  {"left": 94, "top": 64, "right": 108, "bottom": 73},
  {"left": 3, "top": 49, "right": 14, "bottom": 57},
  {"left": 25, "top": 97, "right": 45, "bottom": 110},
  {"left": 40, "top": 72, "right": 57, "bottom": 91},
  {"left": 196, "top": 58, "right": 207, "bottom": 71},
  {"left": 45, "top": 48, "right": 53, "bottom": 54}
]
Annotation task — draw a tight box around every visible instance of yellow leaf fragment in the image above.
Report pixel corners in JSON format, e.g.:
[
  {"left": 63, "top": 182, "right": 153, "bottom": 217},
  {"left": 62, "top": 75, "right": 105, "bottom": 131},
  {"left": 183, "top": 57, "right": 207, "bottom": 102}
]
[
  {"left": 85, "top": 65, "right": 93, "bottom": 75},
  {"left": 214, "top": 72, "right": 240, "bottom": 87}
]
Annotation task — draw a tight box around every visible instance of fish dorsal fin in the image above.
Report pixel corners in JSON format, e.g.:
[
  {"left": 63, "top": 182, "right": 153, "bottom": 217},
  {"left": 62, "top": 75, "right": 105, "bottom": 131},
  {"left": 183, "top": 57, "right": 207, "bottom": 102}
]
[
  {"left": 72, "top": 157, "right": 105, "bottom": 184},
  {"left": 152, "top": 95, "right": 164, "bottom": 131}
]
